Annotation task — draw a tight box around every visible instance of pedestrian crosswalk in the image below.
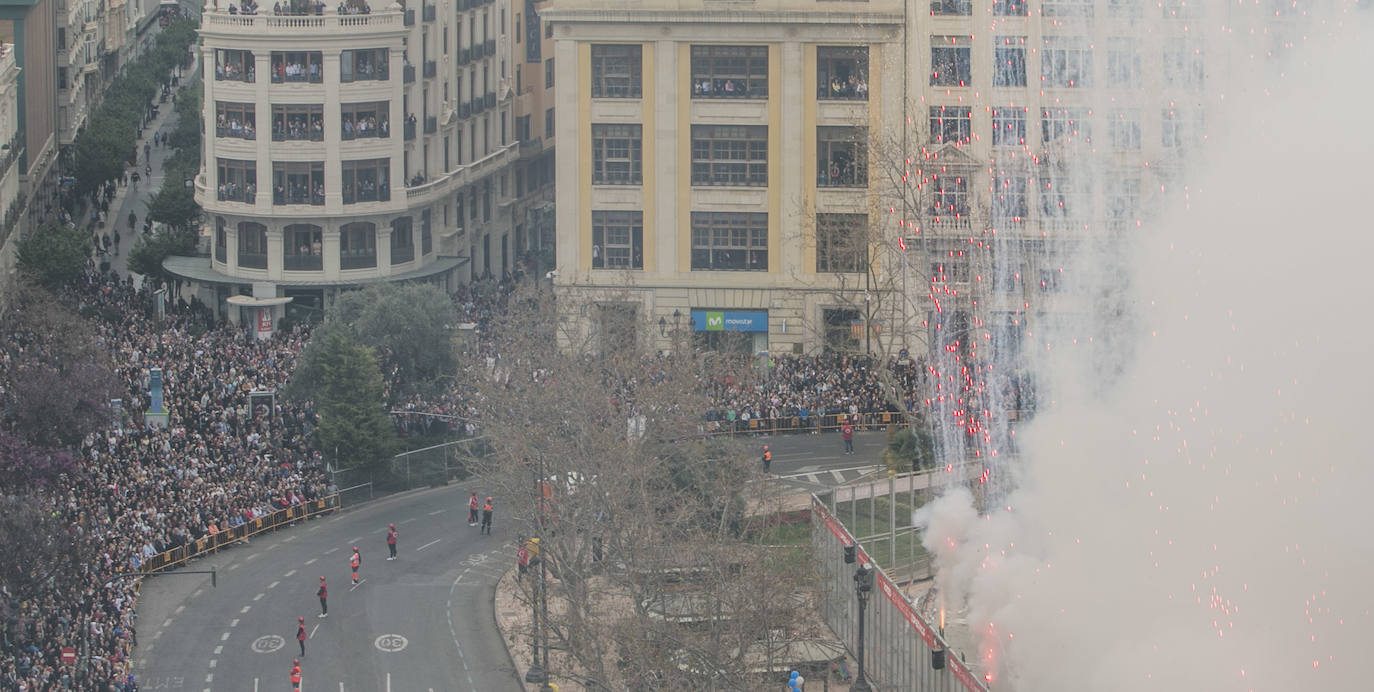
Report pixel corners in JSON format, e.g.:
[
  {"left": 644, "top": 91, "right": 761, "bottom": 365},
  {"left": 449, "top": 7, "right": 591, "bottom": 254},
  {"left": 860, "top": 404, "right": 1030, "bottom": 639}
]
[{"left": 775, "top": 464, "right": 885, "bottom": 488}]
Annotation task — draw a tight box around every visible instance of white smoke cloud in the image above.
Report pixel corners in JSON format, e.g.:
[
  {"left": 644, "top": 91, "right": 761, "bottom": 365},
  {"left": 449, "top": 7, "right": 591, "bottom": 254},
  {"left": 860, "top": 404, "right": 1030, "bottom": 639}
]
[{"left": 926, "top": 10, "right": 1374, "bottom": 691}]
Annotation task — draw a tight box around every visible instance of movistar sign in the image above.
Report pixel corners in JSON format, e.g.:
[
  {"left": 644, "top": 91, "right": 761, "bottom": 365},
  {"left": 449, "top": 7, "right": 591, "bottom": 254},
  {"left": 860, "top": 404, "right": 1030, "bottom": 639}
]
[{"left": 691, "top": 310, "right": 768, "bottom": 333}]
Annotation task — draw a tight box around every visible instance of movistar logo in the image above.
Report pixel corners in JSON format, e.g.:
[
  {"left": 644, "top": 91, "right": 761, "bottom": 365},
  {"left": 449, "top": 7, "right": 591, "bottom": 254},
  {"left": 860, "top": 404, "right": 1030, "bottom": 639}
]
[{"left": 705, "top": 312, "right": 724, "bottom": 331}]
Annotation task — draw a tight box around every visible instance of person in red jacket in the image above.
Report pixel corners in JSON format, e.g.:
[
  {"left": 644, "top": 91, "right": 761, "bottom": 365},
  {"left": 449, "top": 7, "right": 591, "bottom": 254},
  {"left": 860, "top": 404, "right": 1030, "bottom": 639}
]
[
  {"left": 386, "top": 523, "right": 398, "bottom": 560},
  {"left": 296, "top": 616, "right": 306, "bottom": 656},
  {"left": 842, "top": 423, "right": 855, "bottom": 454},
  {"left": 316, "top": 576, "right": 328, "bottom": 617},
  {"left": 468, "top": 491, "right": 480, "bottom": 526},
  {"left": 349, "top": 547, "right": 361, "bottom": 585},
  {"left": 290, "top": 659, "right": 301, "bottom": 690}
]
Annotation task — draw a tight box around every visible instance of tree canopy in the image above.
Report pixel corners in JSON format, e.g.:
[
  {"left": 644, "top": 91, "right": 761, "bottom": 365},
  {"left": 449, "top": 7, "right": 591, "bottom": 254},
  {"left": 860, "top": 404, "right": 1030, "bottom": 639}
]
[
  {"left": 327, "top": 283, "right": 458, "bottom": 392},
  {"left": 309, "top": 326, "right": 396, "bottom": 470},
  {"left": 17, "top": 223, "right": 91, "bottom": 288}
]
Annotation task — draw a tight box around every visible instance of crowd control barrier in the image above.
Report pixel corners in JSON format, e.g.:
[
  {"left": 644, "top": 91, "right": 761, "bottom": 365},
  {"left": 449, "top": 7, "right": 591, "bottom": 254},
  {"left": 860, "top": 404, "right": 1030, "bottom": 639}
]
[{"left": 141, "top": 494, "right": 340, "bottom": 574}]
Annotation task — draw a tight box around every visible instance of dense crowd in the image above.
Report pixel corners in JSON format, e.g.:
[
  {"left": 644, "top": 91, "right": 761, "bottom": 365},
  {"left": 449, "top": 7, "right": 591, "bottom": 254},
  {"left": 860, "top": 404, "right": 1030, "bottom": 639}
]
[{"left": 1, "top": 272, "right": 328, "bottom": 691}]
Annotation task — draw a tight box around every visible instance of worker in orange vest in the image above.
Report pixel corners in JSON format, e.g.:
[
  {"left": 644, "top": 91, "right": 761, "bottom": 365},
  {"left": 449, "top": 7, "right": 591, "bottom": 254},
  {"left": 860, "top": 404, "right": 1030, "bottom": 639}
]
[
  {"left": 289, "top": 659, "right": 302, "bottom": 690},
  {"left": 296, "top": 616, "right": 306, "bottom": 656},
  {"left": 761, "top": 444, "right": 772, "bottom": 472},
  {"left": 468, "top": 490, "right": 480, "bottom": 526},
  {"left": 349, "top": 547, "right": 361, "bottom": 585},
  {"left": 480, "top": 497, "right": 494, "bottom": 535}
]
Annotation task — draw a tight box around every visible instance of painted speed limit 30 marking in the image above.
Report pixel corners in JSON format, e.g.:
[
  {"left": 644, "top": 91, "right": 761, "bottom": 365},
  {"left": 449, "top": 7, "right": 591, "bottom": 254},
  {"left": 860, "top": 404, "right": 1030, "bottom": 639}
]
[
  {"left": 374, "top": 633, "right": 409, "bottom": 652},
  {"left": 251, "top": 635, "right": 285, "bottom": 653}
]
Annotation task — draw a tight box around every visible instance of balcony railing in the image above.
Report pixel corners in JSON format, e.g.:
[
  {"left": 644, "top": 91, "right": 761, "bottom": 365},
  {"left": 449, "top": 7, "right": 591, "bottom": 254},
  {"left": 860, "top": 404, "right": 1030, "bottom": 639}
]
[
  {"left": 216, "top": 125, "right": 257, "bottom": 140},
  {"left": 484, "top": 39, "right": 495, "bottom": 56},
  {"left": 424, "top": 116, "right": 437, "bottom": 134},
  {"left": 203, "top": 11, "right": 404, "bottom": 35},
  {"left": 458, "top": 47, "right": 471, "bottom": 64},
  {"left": 342, "top": 186, "right": 392, "bottom": 204},
  {"left": 470, "top": 42, "right": 484, "bottom": 60},
  {"left": 274, "top": 190, "right": 325, "bottom": 206},
  {"left": 284, "top": 254, "right": 323, "bottom": 271},
  {"left": 471, "top": 96, "right": 485, "bottom": 114},
  {"left": 340, "top": 251, "right": 378, "bottom": 270},
  {"left": 423, "top": 4, "right": 436, "bottom": 21},
  {"left": 403, "top": 64, "right": 415, "bottom": 83},
  {"left": 423, "top": 60, "right": 436, "bottom": 78},
  {"left": 404, "top": 119, "right": 416, "bottom": 140},
  {"left": 391, "top": 245, "right": 415, "bottom": 264},
  {"left": 215, "top": 244, "right": 227, "bottom": 263},
  {"left": 457, "top": 101, "right": 471, "bottom": 118},
  {"left": 237, "top": 252, "right": 267, "bottom": 269},
  {"left": 404, "top": 9, "right": 414, "bottom": 25},
  {"left": 484, "top": 91, "right": 496, "bottom": 108}
]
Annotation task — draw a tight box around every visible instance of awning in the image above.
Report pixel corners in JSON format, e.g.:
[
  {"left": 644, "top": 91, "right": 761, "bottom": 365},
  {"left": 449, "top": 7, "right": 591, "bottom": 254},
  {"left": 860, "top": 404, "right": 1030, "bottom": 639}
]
[
  {"left": 226, "top": 295, "right": 293, "bottom": 307},
  {"left": 162, "top": 255, "right": 469, "bottom": 288}
]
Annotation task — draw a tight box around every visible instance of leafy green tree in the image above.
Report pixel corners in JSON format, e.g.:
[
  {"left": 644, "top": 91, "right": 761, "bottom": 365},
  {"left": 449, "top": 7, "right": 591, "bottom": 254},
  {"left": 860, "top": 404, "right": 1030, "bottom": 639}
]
[
  {"left": 330, "top": 283, "right": 458, "bottom": 392},
  {"left": 145, "top": 176, "right": 200, "bottom": 230},
  {"left": 128, "top": 227, "right": 198, "bottom": 288},
  {"left": 17, "top": 223, "right": 91, "bottom": 288},
  {"left": 310, "top": 329, "right": 395, "bottom": 470},
  {"left": 883, "top": 423, "right": 936, "bottom": 473}
]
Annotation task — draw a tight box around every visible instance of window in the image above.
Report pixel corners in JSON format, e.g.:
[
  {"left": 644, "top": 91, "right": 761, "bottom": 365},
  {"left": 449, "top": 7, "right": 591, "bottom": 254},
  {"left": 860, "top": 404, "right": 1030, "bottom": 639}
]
[
  {"left": 591, "top": 44, "right": 642, "bottom": 98},
  {"left": 340, "top": 48, "right": 389, "bottom": 82},
  {"left": 215, "top": 219, "right": 227, "bottom": 263},
  {"left": 1043, "top": 0, "right": 1093, "bottom": 17},
  {"left": 1041, "top": 108, "right": 1092, "bottom": 145},
  {"left": 930, "top": 247, "right": 971, "bottom": 284},
  {"left": 691, "top": 45, "right": 768, "bottom": 99},
  {"left": 271, "top": 105, "right": 324, "bottom": 141},
  {"left": 691, "top": 125, "right": 768, "bottom": 186},
  {"left": 1105, "top": 175, "right": 1140, "bottom": 223},
  {"left": 929, "top": 0, "right": 971, "bottom": 15},
  {"left": 591, "top": 124, "right": 642, "bottom": 185},
  {"left": 1160, "top": 0, "right": 1201, "bottom": 19},
  {"left": 1108, "top": 0, "right": 1143, "bottom": 18},
  {"left": 817, "top": 127, "right": 867, "bottom": 187},
  {"left": 928, "top": 173, "right": 970, "bottom": 218},
  {"left": 994, "top": 37, "right": 1026, "bottom": 87},
  {"left": 283, "top": 224, "right": 323, "bottom": 271},
  {"left": 271, "top": 51, "right": 324, "bottom": 83},
  {"left": 272, "top": 162, "right": 325, "bottom": 205},
  {"left": 591, "top": 211, "right": 644, "bottom": 269},
  {"left": 992, "top": 0, "right": 1027, "bottom": 15},
  {"left": 545, "top": 108, "right": 554, "bottom": 138},
  {"left": 216, "top": 102, "right": 256, "bottom": 139},
  {"left": 544, "top": 57, "right": 554, "bottom": 88},
  {"left": 341, "top": 102, "right": 390, "bottom": 139},
  {"left": 691, "top": 212, "right": 768, "bottom": 271},
  {"left": 1162, "top": 38, "right": 1205, "bottom": 90},
  {"left": 991, "top": 174, "right": 1029, "bottom": 224},
  {"left": 237, "top": 222, "right": 268, "bottom": 269},
  {"left": 823, "top": 308, "right": 861, "bottom": 352},
  {"left": 931, "top": 37, "right": 971, "bottom": 87},
  {"left": 1108, "top": 109, "right": 1141, "bottom": 150},
  {"left": 216, "top": 159, "right": 257, "bottom": 203},
  {"left": 421, "top": 209, "right": 432, "bottom": 255},
  {"left": 1161, "top": 106, "right": 1204, "bottom": 148},
  {"left": 928, "top": 107, "right": 971, "bottom": 145},
  {"left": 515, "top": 114, "right": 532, "bottom": 142},
  {"left": 1107, "top": 38, "right": 1142, "bottom": 88},
  {"left": 817, "top": 47, "right": 868, "bottom": 100},
  {"left": 992, "top": 107, "right": 1027, "bottom": 147},
  {"left": 215, "top": 49, "right": 255, "bottom": 82},
  {"left": 1042, "top": 36, "right": 1093, "bottom": 88},
  {"left": 1039, "top": 175, "right": 1092, "bottom": 219},
  {"left": 339, "top": 222, "right": 378, "bottom": 269},
  {"left": 341, "top": 158, "right": 391, "bottom": 204},
  {"left": 57, "top": 68, "right": 67, "bottom": 91},
  {"left": 391, "top": 217, "right": 415, "bottom": 264},
  {"left": 816, "top": 213, "right": 868, "bottom": 274}
]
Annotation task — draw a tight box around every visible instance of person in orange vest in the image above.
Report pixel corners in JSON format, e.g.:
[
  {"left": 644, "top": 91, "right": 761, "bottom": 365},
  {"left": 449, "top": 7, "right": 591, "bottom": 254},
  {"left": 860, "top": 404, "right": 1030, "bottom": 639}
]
[
  {"left": 316, "top": 576, "right": 328, "bottom": 617},
  {"left": 349, "top": 547, "right": 361, "bottom": 585},
  {"left": 468, "top": 490, "right": 480, "bottom": 526},
  {"left": 386, "top": 523, "right": 398, "bottom": 560},
  {"left": 296, "top": 616, "right": 306, "bottom": 656},
  {"left": 289, "top": 659, "right": 301, "bottom": 690},
  {"left": 480, "top": 497, "right": 494, "bottom": 535},
  {"left": 761, "top": 444, "right": 772, "bottom": 472},
  {"left": 842, "top": 422, "right": 855, "bottom": 454},
  {"left": 516, "top": 537, "right": 529, "bottom": 581}
]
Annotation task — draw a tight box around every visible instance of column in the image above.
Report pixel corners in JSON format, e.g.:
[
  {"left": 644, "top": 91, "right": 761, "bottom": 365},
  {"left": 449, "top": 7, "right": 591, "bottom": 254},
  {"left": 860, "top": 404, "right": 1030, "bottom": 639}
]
[{"left": 377, "top": 222, "right": 393, "bottom": 274}]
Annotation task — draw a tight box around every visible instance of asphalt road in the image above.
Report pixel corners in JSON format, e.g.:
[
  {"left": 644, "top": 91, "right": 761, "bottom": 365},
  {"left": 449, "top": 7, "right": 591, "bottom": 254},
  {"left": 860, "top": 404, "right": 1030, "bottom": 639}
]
[
  {"left": 132, "top": 483, "right": 522, "bottom": 692},
  {"left": 748, "top": 428, "right": 894, "bottom": 491}
]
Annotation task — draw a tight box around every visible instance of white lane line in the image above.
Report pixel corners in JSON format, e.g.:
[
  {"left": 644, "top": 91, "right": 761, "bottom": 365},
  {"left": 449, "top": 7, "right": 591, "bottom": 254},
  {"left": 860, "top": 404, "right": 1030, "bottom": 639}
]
[
  {"left": 349, "top": 578, "right": 367, "bottom": 591},
  {"left": 386, "top": 673, "right": 391, "bottom": 692},
  {"left": 240, "top": 606, "right": 251, "bottom": 614},
  {"left": 283, "top": 534, "right": 297, "bottom": 543},
  {"left": 220, "top": 632, "right": 230, "bottom": 641},
  {"left": 230, "top": 619, "right": 240, "bottom": 627},
  {"left": 347, "top": 536, "right": 362, "bottom": 544},
  {"left": 193, "top": 589, "right": 204, "bottom": 598},
  {"left": 417, "top": 538, "right": 441, "bottom": 552},
  {"left": 175, "top": 605, "right": 185, "bottom": 614},
  {"left": 284, "top": 569, "right": 297, "bottom": 577},
  {"left": 208, "top": 659, "right": 217, "bottom": 668},
  {"left": 324, "top": 548, "right": 339, "bottom": 555},
  {"left": 254, "top": 678, "right": 259, "bottom": 692},
  {"left": 228, "top": 563, "right": 241, "bottom": 571},
  {"left": 152, "top": 631, "right": 163, "bottom": 641},
  {"left": 253, "top": 593, "right": 265, "bottom": 601},
  {"left": 304, "top": 558, "right": 318, "bottom": 566},
  {"left": 268, "top": 580, "right": 280, "bottom": 589},
  {"left": 163, "top": 618, "right": 173, "bottom": 627},
  {"left": 310, "top": 624, "right": 320, "bottom": 639},
  {"left": 427, "top": 509, "right": 444, "bottom": 516},
  {"left": 205, "top": 673, "right": 214, "bottom": 683},
  {"left": 248, "top": 551, "right": 262, "bottom": 560},
  {"left": 214, "top": 645, "right": 223, "bottom": 654},
  {"left": 399, "top": 518, "right": 417, "bottom": 524}
]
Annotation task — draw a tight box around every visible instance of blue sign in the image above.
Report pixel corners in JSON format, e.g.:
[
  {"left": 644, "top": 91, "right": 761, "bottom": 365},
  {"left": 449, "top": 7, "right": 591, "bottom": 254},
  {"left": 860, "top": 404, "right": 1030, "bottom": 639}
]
[
  {"left": 691, "top": 310, "right": 769, "bottom": 333},
  {"left": 148, "top": 368, "right": 166, "bottom": 415}
]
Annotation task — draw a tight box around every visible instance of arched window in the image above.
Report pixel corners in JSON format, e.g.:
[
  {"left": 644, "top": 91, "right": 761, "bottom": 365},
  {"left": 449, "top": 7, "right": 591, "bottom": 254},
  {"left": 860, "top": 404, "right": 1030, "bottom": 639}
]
[
  {"left": 237, "top": 222, "right": 268, "bottom": 269},
  {"left": 284, "top": 224, "right": 323, "bottom": 271},
  {"left": 390, "top": 217, "right": 414, "bottom": 264},
  {"left": 339, "top": 222, "right": 377, "bottom": 269},
  {"left": 215, "top": 217, "right": 227, "bottom": 263}
]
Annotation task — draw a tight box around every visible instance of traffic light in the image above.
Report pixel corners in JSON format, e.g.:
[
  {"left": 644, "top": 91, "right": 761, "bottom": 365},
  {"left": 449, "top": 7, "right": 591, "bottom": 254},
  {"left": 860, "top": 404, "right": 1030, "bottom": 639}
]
[{"left": 844, "top": 544, "right": 856, "bottom": 564}]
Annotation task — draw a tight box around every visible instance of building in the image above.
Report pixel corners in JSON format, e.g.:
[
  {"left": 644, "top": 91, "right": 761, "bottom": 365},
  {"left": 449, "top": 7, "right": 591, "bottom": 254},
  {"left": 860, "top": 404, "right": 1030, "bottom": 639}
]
[
  {"left": 0, "top": 0, "right": 60, "bottom": 247},
  {"left": 183, "top": 0, "right": 532, "bottom": 329},
  {"left": 0, "top": 42, "right": 24, "bottom": 283},
  {"left": 56, "top": 0, "right": 106, "bottom": 146},
  {"left": 544, "top": 0, "right": 1298, "bottom": 357}
]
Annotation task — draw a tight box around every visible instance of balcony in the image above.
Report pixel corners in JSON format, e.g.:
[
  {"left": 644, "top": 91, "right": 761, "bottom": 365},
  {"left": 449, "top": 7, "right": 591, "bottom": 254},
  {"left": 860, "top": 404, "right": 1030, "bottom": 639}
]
[
  {"left": 458, "top": 101, "right": 471, "bottom": 118},
  {"left": 458, "top": 47, "right": 471, "bottom": 64},
  {"left": 284, "top": 254, "right": 323, "bottom": 271},
  {"left": 391, "top": 244, "right": 415, "bottom": 264},
  {"left": 518, "top": 136, "right": 542, "bottom": 155},
  {"left": 202, "top": 10, "right": 406, "bottom": 36},
  {"left": 424, "top": 116, "right": 437, "bottom": 134},
  {"left": 237, "top": 252, "right": 267, "bottom": 270},
  {"left": 423, "top": 4, "right": 436, "bottom": 21},
  {"left": 340, "top": 251, "right": 377, "bottom": 270},
  {"left": 404, "top": 141, "right": 518, "bottom": 207},
  {"left": 484, "top": 39, "right": 495, "bottom": 56},
  {"left": 404, "top": 64, "right": 415, "bottom": 83},
  {"left": 423, "top": 60, "right": 436, "bottom": 79},
  {"left": 471, "top": 96, "right": 484, "bottom": 114},
  {"left": 404, "top": 119, "right": 416, "bottom": 140},
  {"left": 215, "top": 244, "right": 227, "bottom": 263},
  {"left": 404, "top": 9, "right": 414, "bottom": 25}
]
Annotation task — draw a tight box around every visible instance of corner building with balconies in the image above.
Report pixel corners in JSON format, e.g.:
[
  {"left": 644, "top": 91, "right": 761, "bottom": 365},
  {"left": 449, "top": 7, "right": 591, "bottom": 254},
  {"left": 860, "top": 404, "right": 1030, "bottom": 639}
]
[{"left": 184, "top": 0, "right": 522, "bottom": 323}]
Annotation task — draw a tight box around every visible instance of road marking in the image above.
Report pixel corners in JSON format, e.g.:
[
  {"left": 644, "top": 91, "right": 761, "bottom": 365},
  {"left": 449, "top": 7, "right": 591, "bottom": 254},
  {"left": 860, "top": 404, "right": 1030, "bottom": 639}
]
[
  {"left": 231, "top": 619, "right": 240, "bottom": 627},
  {"left": 175, "top": 605, "right": 185, "bottom": 614},
  {"left": 284, "top": 569, "right": 297, "bottom": 577},
  {"left": 254, "top": 678, "right": 258, "bottom": 692},
  {"left": 193, "top": 589, "right": 204, "bottom": 598},
  {"left": 221, "top": 632, "right": 230, "bottom": 641},
  {"left": 417, "top": 538, "right": 441, "bottom": 551},
  {"left": 253, "top": 593, "right": 265, "bottom": 601},
  {"left": 283, "top": 534, "right": 297, "bottom": 543},
  {"left": 427, "top": 509, "right": 444, "bottom": 516},
  {"left": 310, "top": 624, "right": 319, "bottom": 639},
  {"left": 240, "top": 606, "right": 251, "bottom": 614},
  {"left": 205, "top": 673, "right": 213, "bottom": 683},
  {"left": 228, "top": 564, "right": 241, "bottom": 571},
  {"left": 350, "top": 578, "right": 367, "bottom": 592},
  {"left": 304, "top": 558, "right": 318, "bottom": 565},
  {"left": 374, "top": 634, "right": 408, "bottom": 652},
  {"left": 251, "top": 635, "right": 285, "bottom": 653},
  {"left": 209, "top": 659, "right": 217, "bottom": 668},
  {"left": 152, "top": 631, "right": 162, "bottom": 640},
  {"left": 163, "top": 618, "right": 173, "bottom": 627},
  {"left": 347, "top": 536, "right": 362, "bottom": 544},
  {"left": 324, "top": 548, "right": 339, "bottom": 555},
  {"left": 386, "top": 673, "right": 391, "bottom": 692},
  {"left": 268, "top": 581, "right": 280, "bottom": 589},
  {"left": 247, "top": 552, "right": 262, "bottom": 560},
  {"left": 399, "top": 518, "right": 417, "bottom": 524},
  {"left": 214, "top": 646, "right": 223, "bottom": 654}
]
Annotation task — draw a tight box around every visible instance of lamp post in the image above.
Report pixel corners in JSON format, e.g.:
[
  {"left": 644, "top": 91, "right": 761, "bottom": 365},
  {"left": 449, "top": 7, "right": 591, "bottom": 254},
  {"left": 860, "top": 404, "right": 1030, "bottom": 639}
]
[
  {"left": 523, "top": 457, "right": 555, "bottom": 691},
  {"left": 852, "top": 563, "right": 875, "bottom": 692}
]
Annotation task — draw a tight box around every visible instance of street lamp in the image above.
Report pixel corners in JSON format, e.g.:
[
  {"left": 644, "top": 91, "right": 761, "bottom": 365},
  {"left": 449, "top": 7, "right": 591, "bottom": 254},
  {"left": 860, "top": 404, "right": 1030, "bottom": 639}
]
[
  {"left": 852, "top": 563, "right": 875, "bottom": 692},
  {"left": 524, "top": 457, "right": 554, "bottom": 691}
]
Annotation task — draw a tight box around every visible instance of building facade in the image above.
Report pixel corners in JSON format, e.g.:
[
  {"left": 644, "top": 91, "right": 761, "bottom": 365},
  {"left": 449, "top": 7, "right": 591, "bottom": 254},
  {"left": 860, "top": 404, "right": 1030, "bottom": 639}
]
[
  {"left": 0, "top": 43, "right": 24, "bottom": 284},
  {"left": 186, "top": 0, "right": 532, "bottom": 325},
  {"left": 545, "top": 0, "right": 1298, "bottom": 357},
  {"left": 56, "top": 0, "right": 106, "bottom": 145},
  {"left": 0, "top": 0, "right": 60, "bottom": 248}
]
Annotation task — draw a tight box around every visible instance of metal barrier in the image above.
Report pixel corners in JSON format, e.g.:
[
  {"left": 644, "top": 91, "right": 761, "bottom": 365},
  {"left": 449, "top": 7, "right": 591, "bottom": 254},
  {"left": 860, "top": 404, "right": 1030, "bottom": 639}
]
[
  {"left": 141, "top": 494, "right": 340, "bottom": 574},
  {"left": 812, "top": 496, "right": 987, "bottom": 692},
  {"left": 703, "top": 409, "right": 1033, "bottom": 438}
]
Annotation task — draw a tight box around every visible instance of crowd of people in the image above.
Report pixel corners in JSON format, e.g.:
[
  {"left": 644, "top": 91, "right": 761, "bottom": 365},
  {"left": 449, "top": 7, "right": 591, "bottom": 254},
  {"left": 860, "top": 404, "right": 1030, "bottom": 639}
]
[{"left": 0, "top": 272, "right": 330, "bottom": 690}]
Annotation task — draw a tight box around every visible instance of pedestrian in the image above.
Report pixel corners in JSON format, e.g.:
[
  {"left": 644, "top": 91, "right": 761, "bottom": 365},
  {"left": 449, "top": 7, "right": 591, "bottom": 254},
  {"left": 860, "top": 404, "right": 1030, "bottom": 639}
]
[
  {"left": 113, "top": 230, "right": 121, "bottom": 255},
  {"left": 296, "top": 616, "right": 306, "bottom": 656},
  {"left": 289, "top": 660, "right": 301, "bottom": 690},
  {"left": 349, "top": 547, "right": 361, "bottom": 585},
  {"left": 842, "top": 422, "right": 854, "bottom": 454},
  {"left": 480, "top": 497, "right": 494, "bottom": 535},
  {"left": 516, "top": 537, "right": 529, "bottom": 581},
  {"left": 468, "top": 490, "right": 479, "bottom": 526},
  {"left": 762, "top": 444, "right": 772, "bottom": 472},
  {"left": 316, "top": 576, "right": 328, "bottom": 617},
  {"left": 386, "top": 523, "right": 398, "bottom": 560}
]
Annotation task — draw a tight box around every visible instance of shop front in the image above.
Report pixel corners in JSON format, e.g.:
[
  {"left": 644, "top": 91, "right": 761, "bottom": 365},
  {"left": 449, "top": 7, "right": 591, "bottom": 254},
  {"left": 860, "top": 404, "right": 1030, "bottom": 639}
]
[{"left": 690, "top": 309, "right": 769, "bottom": 353}]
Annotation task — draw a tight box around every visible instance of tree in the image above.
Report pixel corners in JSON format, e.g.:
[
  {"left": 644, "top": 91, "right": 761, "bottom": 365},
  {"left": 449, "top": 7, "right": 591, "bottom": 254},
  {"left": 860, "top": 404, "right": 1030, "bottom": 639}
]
[
  {"left": 309, "top": 327, "right": 395, "bottom": 470},
  {"left": 144, "top": 178, "right": 201, "bottom": 231},
  {"left": 0, "top": 429, "right": 77, "bottom": 490},
  {"left": 329, "top": 283, "right": 458, "bottom": 394},
  {"left": 16, "top": 223, "right": 91, "bottom": 288},
  {"left": 0, "top": 491, "right": 101, "bottom": 621},
  {"left": 128, "top": 226, "right": 199, "bottom": 288}
]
